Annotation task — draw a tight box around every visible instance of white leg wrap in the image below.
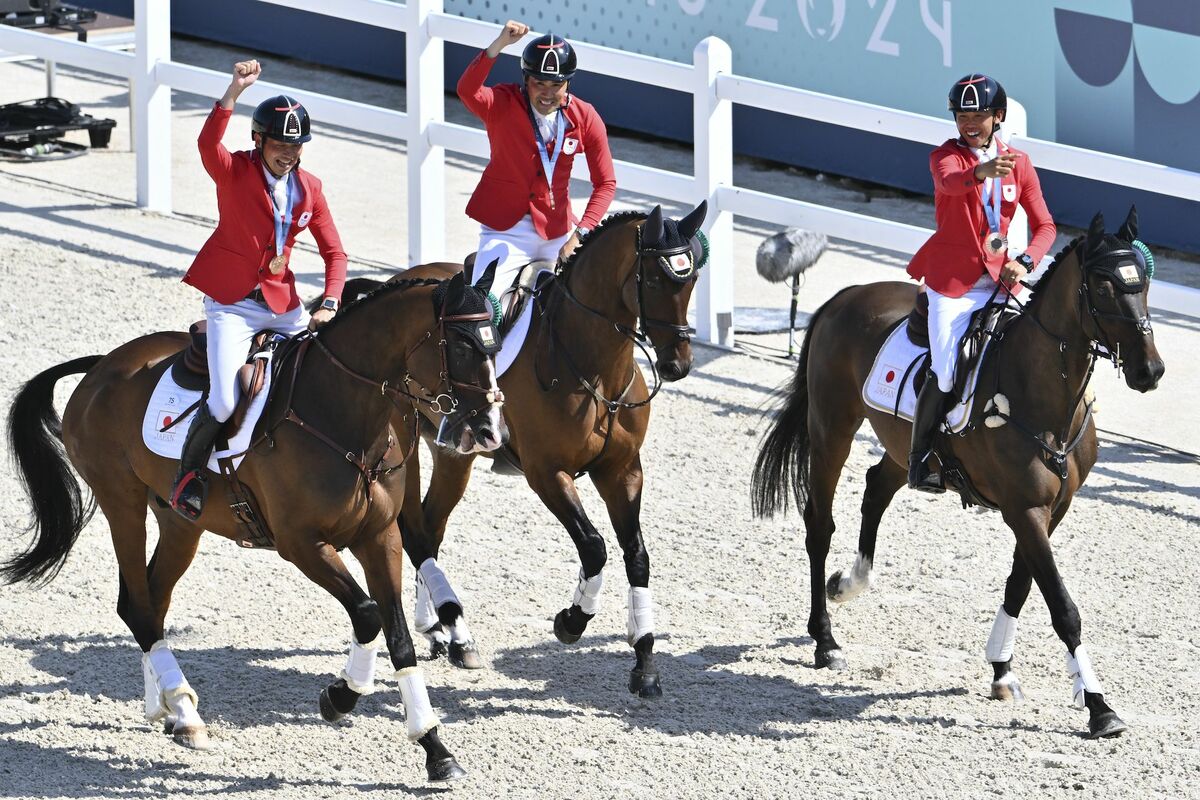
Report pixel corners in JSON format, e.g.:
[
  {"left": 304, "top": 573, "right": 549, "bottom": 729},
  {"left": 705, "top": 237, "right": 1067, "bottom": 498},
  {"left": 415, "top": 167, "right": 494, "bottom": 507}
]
[
  {"left": 395, "top": 667, "right": 439, "bottom": 741},
  {"left": 418, "top": 558, "right": 461, "bottom": 611},
  {"left": 142, "top": 641, "right": 201, "bottom": 728},
  {"left": 626, "top": 587, "right": 654, "bottom": 646},
  {"left": 413, "top": 571, "right": 439, "bottom": 633},
  {"left": 1066, "top": 644, "right": 1104, "bottom": 709},
  {"left": 448, "top": 617, "right": 473, "bottom": 644},
  {"left": 832, "top": 554, "right": 873, "bottom": 603},
  {"left": 572, "top": 568, "right": 603, "bottom": 616},
  {"left": 985, "top": 605, "right": 1018, "bottom": 663},
  {"left": 340, "top": 635, "right": 382, "bottom": 695}
]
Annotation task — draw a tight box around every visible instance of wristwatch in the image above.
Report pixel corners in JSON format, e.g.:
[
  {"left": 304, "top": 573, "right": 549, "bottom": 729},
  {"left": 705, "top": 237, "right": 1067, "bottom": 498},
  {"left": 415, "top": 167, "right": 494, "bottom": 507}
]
[
  {"left": 1014, "top": 253, "right": 1036, "bottom": 271},
  {"left": 319, "top": 296, "right": 339, "bottom": 313},
  {"left": 574, "top": 226, "right": 590, "bottom": 239}
]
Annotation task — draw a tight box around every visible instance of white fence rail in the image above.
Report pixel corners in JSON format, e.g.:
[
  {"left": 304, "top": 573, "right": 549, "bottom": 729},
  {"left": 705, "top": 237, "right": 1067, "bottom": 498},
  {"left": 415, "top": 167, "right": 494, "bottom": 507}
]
[{"left": 0, "top": 0, "right": 1196, "bottom": 336}]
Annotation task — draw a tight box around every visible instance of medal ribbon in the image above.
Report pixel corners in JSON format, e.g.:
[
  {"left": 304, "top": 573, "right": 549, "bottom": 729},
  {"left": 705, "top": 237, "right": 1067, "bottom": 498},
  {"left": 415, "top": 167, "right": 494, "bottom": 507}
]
[
  {"left": 525, "top": 96, "right": 566, "bottom": 208},
  {"left": 981, "top": 171, "right": 1002, "bottom": 236},
  {"left": 271, "top": 173, "right": 298, "bottom": 260}
]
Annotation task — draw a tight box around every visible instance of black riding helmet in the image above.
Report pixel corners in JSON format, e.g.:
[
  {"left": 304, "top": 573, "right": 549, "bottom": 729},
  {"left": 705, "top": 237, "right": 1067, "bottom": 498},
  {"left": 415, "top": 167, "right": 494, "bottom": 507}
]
[
  {"left": 948, "top": 74, "right": 1007, "bottom": 116},
  {"left": 521, "top": 34, "right": 577, "bottom": 82},
  {"left": 251, "top": 95, "right": 312, "bottom": 144}
]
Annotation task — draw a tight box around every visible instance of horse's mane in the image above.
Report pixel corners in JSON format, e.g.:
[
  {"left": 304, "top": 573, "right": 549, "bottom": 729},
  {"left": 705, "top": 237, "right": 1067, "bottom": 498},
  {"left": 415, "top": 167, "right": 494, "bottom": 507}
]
[
  {"left": 557, "top": 210, "right": 647, "bottom": 274},
  {"left": 317, "top": 277, "right": 441, "bottom": 334},
  {"left": 1022, "top": 235, "right": 1084, "bottom": 309}
]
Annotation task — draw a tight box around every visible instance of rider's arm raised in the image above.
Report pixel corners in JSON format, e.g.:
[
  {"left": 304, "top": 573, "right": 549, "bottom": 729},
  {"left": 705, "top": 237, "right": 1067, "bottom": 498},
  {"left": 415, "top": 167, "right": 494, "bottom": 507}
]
[
  {"left": 457, "top": 52, "right": 499, "bottom": 120},
  {"left": 201, "top": 60, "right": 261, "bottom": 183}
]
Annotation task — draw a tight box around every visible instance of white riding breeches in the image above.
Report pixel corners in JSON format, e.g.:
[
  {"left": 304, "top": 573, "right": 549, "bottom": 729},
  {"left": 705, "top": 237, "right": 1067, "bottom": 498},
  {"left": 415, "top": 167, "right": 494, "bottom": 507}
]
[
  {"left": 925, "top": 275, "right": 1010, "bottom": 393},
  {"left": 472, "top": 216, "right": 571, "bottom": 292},
  {"left": 203, "top": 295, "right": 308, "bottom": 422}
]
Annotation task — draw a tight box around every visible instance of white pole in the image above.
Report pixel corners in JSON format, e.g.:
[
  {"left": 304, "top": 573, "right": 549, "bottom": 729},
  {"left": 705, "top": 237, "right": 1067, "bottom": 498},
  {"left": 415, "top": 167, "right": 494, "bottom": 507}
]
[
  {"left": 134, "top": 0, "right": 171, "bottom": 212},
  {"left": 1003, "top": 98, "right": 1029, "bottom": 255},
  {"left": 405, "top": 0, "right": 445, "bottom": 267},
  {"left": 693, "top": 37, "right": 734, "bottom": 348}
]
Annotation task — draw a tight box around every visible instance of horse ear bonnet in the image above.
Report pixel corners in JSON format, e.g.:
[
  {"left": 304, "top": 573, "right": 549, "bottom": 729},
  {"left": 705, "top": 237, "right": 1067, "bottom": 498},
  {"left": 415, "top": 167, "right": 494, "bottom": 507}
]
[
  {"left": 433, "top": 276, "right": 503, "bottom": 354},
  {"left": 1087, "top": 236, "right": 1147, "bottom": 295}
]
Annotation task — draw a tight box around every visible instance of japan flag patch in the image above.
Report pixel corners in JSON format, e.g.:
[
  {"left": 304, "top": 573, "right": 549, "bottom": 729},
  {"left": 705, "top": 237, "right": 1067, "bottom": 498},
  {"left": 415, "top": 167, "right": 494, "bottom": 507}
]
[
  {"left": 562, "top": 137, "right": 579, "bottom": 155},
  {"left": 297, "top": 211, "right": 313, "bottom": 228},
  {"left": 1002, "top": 183, "right": 1016, "bottom": 202}
]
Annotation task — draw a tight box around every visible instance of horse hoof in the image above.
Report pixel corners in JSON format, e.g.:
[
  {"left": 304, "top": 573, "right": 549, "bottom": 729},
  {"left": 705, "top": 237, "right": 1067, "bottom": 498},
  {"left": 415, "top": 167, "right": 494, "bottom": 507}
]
[
  {"left": 427, "top": 756, "right": 468, "bottom": 783},
  {"left": 553, "top": 609, "right": 582, "bottom": 644},
  {"left": 161, "top": 715, "right": 177, "bottom": 735},
  {"left": 172, "top": 725, "right": 212, "bottom": 751},
  {"left": 825, "top": 571, "right": 844, "bottom": 602},
  {"left": 1088, "top": 711, "right": 1128, "bottom": 739},
  {"left": 628, "top": 668, "right": 663, "bottom": 698},
  {"left": 428, "top": 638, "right": 449, "bottom": 660},
  {"left": 319, "top": 679, "right": 361, "bottom": 722},
  {"left": 448, "top": 640, "right": 484, "bottom": 670},
  {"left": 990, "top": 675, "right": 1026, "bottom": 702},
  {"left": 814, "top": 648, "right": 848, "bottom": 671}
]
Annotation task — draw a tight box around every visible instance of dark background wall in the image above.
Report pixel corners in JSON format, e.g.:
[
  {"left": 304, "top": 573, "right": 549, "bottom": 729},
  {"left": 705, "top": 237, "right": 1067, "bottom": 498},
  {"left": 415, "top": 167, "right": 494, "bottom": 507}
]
[{"left": 81, "top": 0, "right": 1199, "bottom": 253}]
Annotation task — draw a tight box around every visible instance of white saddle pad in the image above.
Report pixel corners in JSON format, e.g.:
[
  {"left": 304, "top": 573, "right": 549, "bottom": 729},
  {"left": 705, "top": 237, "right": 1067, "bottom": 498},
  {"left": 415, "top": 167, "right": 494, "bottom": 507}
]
[
  {"left": 495, "top": 266, "right": 553, "bottom": 378},
  {"left": 861, "top": 322, "right": 994, "bottom": 435},
  {"left": 141, "top": 346, "right": 279, "bottom": 473}
]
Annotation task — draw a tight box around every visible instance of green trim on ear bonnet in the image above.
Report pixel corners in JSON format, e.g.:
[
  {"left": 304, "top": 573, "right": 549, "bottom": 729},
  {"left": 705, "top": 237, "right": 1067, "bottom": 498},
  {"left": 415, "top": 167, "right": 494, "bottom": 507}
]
[
  {"left": 1131, "top": 240, "right": 1155, "bottom": 280},
  {"left": 694, "top": 229, "right": 710, "bottom": 269},
  {"left": 487, "top": 292, "right": 503, "bottom": 327}
]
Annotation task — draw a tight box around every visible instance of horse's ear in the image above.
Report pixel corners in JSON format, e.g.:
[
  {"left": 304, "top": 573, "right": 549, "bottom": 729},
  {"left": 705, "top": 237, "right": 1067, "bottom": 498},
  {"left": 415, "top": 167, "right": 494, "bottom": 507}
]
[
  {"left": 644, "top": 205, "right": 664, "bottom": 245},
  {"left": 1116, "top": 205, "right": 1138, "bottom": 243},
  {"left": 475, "top": 258, "right": 499, "bottom": 294},
  {"left": 1085, "top": 211, "right": 1106, "bottom": 253},
  {"left": 678, "top": 200, "right": 708, "bottom": 241}
]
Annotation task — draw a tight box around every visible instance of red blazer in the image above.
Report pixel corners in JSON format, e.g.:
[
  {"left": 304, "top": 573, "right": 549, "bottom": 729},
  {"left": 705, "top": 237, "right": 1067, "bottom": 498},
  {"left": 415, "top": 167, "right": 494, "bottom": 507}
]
[
  {"left": 907, "top": 138, "right": 1056, "bottom": 298},
  {"left": 182, "top": 103, "right": 347, "bottom": 313},
  {"left": 457, "top": 51, "right": 617, "bottom": 238}
]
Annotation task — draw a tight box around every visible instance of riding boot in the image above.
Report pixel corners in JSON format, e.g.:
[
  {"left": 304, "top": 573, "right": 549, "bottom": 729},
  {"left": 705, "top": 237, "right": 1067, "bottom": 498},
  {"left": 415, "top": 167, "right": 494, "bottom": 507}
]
[
  {"left": 908, "top": 378, "right": 951, "bottom": 493},
  {"left": 169, "top": 403, "right": 223, "bottom": 520}
]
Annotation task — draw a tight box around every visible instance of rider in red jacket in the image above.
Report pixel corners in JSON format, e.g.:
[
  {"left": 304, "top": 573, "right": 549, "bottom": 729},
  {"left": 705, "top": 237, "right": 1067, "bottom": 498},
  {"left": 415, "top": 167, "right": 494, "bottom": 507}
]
[
  {"left": 171, "top": 60, "right": 347, "bottom": 520},
  {"left": 906, "top": 73, "right": 1056, "bottom": 492},
  {"left": 457, "top": 20, "right": 616, "bottom": 290}
]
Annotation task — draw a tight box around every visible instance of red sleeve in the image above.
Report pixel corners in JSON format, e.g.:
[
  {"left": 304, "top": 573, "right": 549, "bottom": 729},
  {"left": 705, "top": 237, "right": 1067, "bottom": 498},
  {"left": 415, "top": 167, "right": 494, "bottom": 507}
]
[
  {"left": 1018, "top": 160, "right": 1056, "bottom": 266},
  {"left": 307, "top": 189, "right": 347, "bottom": 301},
  {"left": 579, "top": 111, "right": 616, "bottom": 230},
  {"left": 930, "top": 146, "right": 980, "bottom": 196},
  {"left": 457, "top": 51, "right": 497, "bottom": 120},
  {"left": 198, "top": 102, "right": 234, "bottom": 184}
]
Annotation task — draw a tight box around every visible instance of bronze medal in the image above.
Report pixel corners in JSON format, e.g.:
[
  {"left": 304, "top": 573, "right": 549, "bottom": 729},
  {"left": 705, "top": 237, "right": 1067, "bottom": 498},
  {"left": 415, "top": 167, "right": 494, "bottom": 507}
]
[
  {"left": 269, "top": 254, "right": 287, "bottom": 275},
  {"left": 984, "top": 232, "right": 1007, "bottom": 256}
]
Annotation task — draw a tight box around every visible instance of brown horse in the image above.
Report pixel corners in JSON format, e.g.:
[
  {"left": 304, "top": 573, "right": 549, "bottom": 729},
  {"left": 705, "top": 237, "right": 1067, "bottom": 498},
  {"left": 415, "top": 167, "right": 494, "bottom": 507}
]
[
  {"left": 752, "top": 208, "right": 1164, "bottom": 739},
  {"left": 4, "top": 269, "right": 504, "bottom": 782},
  {"left": 322, "top": 203, "right": 707, "bottom": 701}
]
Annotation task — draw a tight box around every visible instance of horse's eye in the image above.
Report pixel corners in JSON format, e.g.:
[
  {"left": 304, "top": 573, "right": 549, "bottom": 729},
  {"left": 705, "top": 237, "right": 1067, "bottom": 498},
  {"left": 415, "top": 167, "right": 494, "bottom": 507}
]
[{"left": 1096, "top": 283, "right": 1113, "bottom": 298}]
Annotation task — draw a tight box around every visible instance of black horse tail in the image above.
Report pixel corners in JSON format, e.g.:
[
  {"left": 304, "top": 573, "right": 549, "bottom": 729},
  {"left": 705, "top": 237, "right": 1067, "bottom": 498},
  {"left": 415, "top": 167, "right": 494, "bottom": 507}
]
[
  {"left": 751, "top": 291, "right": 845, "bottom": 518},
  {"left": 4, "top": 355, "right": 102, "bottom": 586}
]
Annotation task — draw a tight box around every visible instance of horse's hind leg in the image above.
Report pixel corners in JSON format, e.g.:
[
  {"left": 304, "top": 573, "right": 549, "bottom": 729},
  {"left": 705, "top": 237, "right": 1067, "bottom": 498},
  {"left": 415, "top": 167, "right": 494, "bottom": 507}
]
[
  {"left": 1005, "top": 505, "right": 1127, "bottom": 739},
  {"left": 826, "top": 456, "right": 905, "bottom": 605},
  {"left": 351, "top": 527, "right": 466, "bottom": 783},
  {"left": 592, "top": 455, "right": 661, "bottom": 698},
  {"left": 804, "top": 418, "right": 859, "bottom": 671},
  {"left": 104, "top": 483, "right": 207, "bottom": 749},
  {"left": 400, "top": 443, "right": 481, "bottom": 668}
]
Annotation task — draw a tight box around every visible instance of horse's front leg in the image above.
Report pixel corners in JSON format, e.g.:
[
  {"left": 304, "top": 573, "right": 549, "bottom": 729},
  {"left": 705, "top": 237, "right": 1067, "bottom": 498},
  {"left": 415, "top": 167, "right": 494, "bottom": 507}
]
[
  {"left": 525, "top": 468, "right": 608, "bottom": 647},
  {"left": 592, "top": 456, "right": 661, "bottom": 698},
  {"left": 399, "top": 441, "right": 482, "bottom": 669},
  {"left": 352, "top": 526, "right": 467, "bottom": 783},
  {"left": 1005, "top": 505, "right": 1127, "bottom": 739}
]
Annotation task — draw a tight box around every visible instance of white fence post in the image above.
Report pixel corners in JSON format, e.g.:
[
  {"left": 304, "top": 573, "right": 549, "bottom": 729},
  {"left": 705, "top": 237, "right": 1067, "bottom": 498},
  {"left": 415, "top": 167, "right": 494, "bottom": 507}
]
[
  {"left": 1003, "top": 98, "right": 1029, "bottom": 255},
  {"left": 405, "top": 0, "right": 445, "bottom": 266},
  {"left": 134, "top": 0, "right": 170, "bottom": 212},
  {"left": 693, "top": 37, "right": 734, "bottom": 348}
]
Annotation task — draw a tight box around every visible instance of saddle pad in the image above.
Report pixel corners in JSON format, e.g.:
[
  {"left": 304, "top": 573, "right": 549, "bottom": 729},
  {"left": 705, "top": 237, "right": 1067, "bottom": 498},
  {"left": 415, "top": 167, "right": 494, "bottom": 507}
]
[
  {"left": 495, "top": 268, "right": 552, "bottom": 378},
  {"left": 141, "top": 346, "right": 278, "bottom": 473},
  {"left": 861, "top": 322, "right": 993, "bottom": 434}
]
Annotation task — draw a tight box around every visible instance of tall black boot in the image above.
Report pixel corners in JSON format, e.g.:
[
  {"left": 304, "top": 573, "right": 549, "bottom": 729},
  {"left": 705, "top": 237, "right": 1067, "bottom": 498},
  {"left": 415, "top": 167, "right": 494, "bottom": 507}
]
[
  {"left": 908, "top": 378, "right": 950, "bottom": 493},
  {"left": 169, "top": 403, "right": 223, "bottom": 520}
]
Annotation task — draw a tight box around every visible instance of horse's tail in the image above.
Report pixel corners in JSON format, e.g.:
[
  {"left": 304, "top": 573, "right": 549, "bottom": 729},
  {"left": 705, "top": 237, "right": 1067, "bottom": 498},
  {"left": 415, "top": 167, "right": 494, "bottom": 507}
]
[
  {"left": 4, "top": 355, "right": 102, "bottom": 586},
  {"left": 751, "top": 292, "right": 844, "bottom": 518}
]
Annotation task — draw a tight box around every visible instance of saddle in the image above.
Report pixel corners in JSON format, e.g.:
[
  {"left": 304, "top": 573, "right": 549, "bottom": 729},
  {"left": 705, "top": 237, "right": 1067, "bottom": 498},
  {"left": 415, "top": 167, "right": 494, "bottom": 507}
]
[
  {"left": 465, "top": 253, "right": 553, "bottom": 334},
  {"left": 905, "top": 291, "right": 1018, "bottom": 404},
  {"left": 167, "top": 321, "right": 281, "bottom": 433}
]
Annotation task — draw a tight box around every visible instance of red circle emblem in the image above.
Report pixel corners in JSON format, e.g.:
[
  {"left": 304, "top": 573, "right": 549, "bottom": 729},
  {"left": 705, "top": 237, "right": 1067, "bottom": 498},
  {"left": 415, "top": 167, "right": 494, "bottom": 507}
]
[
  {"left": 163, "top": 416, "right": 173, "bottom": 427},
  {"left": 885, "top": 370, "right": 895, "bottom": 383}
]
